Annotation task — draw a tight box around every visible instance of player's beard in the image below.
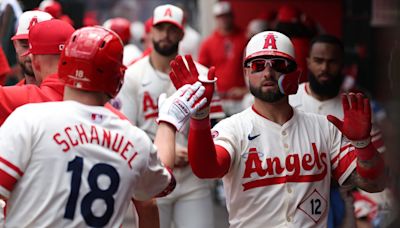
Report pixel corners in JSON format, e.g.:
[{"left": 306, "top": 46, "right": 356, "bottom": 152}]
[
  {"left": 20, "top": 61, "right": 34, "bottom": 77},
  {"left": 153, "top": 40, "right": 179, "bottom": 57},
  {"left": 249, "top": 83, "right": 285, "bottom": 103},
  {"left": 308, "top": 71, "right": 344, "bottom": 98}
]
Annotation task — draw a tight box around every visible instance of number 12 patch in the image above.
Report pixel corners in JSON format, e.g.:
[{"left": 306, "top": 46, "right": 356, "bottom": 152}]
[{"left": 298, "top": 189, "right": 327, "bottom": 223}]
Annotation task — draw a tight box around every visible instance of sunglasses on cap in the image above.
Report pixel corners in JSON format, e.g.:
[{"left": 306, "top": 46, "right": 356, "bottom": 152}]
[{"left": 246, "top": 58, "right": 292, "bottom": 74}]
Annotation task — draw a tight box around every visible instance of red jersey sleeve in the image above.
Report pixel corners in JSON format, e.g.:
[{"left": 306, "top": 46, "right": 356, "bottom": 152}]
[{"left": 188, "top": 118, "right": 230, "bottom": 178}]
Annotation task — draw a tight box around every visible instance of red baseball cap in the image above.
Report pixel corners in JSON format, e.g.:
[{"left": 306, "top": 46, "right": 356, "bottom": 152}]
[{"left": 22, "top": 19, "right": 75, "bottom": 56}]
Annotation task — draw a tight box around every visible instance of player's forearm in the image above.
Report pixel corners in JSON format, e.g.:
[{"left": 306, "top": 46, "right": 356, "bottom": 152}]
[
  {"left": 155, "top": 122, "right": 176, "bottom": 169},
  {"left": 349, "top": 143, "right": 386, "bottom": 192},
  {"left": 133, "top": 198, "right": 160, "bottom": 228},
  {"left": 188, "top": 118, "right": 230, "bottom": 178}
]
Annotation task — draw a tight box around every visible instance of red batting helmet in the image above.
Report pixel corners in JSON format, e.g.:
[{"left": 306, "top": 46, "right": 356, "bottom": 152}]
[
  {"left": 244, "top": 31, "right": 297, "bottom": 72},
  {"left": 103, "top": 17, "right": 131, "bottom": 45},
  {"left": 58, "top": 26, "right": 126, "bottom": 97},
  {"left": 244, "top": 31, "right": 300, "bottom": 95}
]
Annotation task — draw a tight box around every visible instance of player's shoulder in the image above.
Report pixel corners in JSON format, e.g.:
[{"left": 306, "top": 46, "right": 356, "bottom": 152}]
[
  {"left": 8, "top": 102, "right": 64, "bottom": 125},
  {"left": 214, "top": 108, "right": 252, "bottom": 127},
  {"left": 124, "top": 56, "right": 150, "bottom": 80},
  {"left": 14, "top": 101, "right": 61, "bottom": 114},
  {"left": 288, "top": 82, "right": 307, "bottom": 107},
  {"left": 294, "top": 108, "right": 329, "bottom": 126}
]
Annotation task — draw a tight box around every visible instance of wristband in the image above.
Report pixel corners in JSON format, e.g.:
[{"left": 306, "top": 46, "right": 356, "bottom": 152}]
[
  {"left": 351, "top": 137, "right": 371, "bottom": 149},
  {"left": 192, "top": 106, "right": 210, "bottom": 120},
  {"left": 356, "top": 156, "right": 384, "bottom": 179},
  {"left": 356, "top": 142, "right": 378, "bottom": 161}
]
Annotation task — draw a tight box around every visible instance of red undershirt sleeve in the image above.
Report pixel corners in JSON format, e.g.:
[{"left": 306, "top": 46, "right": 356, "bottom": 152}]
[{"left": 188, "top": 117, "right": 231, "bottom": 179}]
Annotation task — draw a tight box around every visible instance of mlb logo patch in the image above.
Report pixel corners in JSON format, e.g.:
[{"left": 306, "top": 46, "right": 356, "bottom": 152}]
[{"left": 91, "top": 113, "right": 104, "bottom": 123}]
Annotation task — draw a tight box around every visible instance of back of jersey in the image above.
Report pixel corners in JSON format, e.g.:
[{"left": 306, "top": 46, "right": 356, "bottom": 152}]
[{"left": 0, "top": 101, "right": 171, "bottom": 227}]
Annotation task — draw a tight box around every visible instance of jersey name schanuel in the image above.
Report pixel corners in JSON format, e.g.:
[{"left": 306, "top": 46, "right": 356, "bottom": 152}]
[{"left": 53, "top": 124, "right": 138, "bottom": 169}]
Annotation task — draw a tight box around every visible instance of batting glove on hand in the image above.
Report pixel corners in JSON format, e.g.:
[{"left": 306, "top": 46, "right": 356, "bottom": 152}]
[
  {"left": 157, "top": 82, "right": 207, "bottom": 132},
  {"left": 327, "top": 93, "right": 372, "bottom": 148},
  {"left": 170, "top": 55, "right": 217, "bottom": 119}
]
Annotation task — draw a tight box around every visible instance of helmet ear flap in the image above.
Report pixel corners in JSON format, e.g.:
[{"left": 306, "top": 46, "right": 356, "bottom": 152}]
[{"left": 278, "top": 70, "right": 301, "bottom": 95}]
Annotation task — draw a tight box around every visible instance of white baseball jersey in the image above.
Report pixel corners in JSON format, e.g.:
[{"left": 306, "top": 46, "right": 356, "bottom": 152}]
[
  {"left": 123, "top": 44, "right": 142, "bottom": 66},
  {"left": 211, "top": 107, "right": 356, "bottom": 228},
  {"left": 0, "top": 101, "right": 173, "bottom": 227},
  {"left": 114, "top": 56, "right": 224, "bottom": 201},
  {"left": 289, "top": 83, "right": 385, "bottom": 153}
]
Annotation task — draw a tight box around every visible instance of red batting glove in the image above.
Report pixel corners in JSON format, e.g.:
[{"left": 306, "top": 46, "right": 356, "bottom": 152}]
[
  {"left": 169, "top": 55, "right": 216, "bottom": 119},
  {"left": 327, "top": 93, "right": 372, "bottom": 148}
]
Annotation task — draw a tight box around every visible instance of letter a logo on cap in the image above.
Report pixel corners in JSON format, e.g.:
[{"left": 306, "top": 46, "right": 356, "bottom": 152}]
[
  {"left": 164, "top": 8, "right": 172, "bottom": 17},
  {"left": 263, "top": 33, "right": 277, "bottom": 50},
  {"left": 28, "top": 16, "right": 39, "bottom": 30}
]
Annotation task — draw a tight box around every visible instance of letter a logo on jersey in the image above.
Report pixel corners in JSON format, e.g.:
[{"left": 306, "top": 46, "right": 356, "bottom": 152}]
[
  {"left": 164, "top": 8, "right": 172, "bottom": 17},
  {"left": 28, "top": 16, "right": 39, "bottom": 30},
  {"left": 263, "top": 33, "right": 277, "bottom": 50}
]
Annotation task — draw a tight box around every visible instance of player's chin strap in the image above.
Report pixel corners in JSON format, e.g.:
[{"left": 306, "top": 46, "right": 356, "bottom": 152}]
[{"left": 278, "top": 70, "right": 302, "bottom": 95}]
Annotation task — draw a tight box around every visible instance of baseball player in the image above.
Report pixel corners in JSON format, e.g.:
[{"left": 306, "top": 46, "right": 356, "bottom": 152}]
[
  {"left": 0, "top": 26, "right": 207, "bottom": 227},
  {"left": 289, "top": 34, "right": 386, "bottom": 227},
  {"left": 11, "top": 10, "right": 53, "bottom": 85},
  {"left": 0, "top": 19, "right": 74, "bottom": 126},
  {"left": 103, "top": 17, "right": 142, "bottom": 66},
  {"left": 113, "top": 4, "right": 224, "bottom": 228},
  {"left": 169, "top": 31, "right": 386, "bottom": 227}
]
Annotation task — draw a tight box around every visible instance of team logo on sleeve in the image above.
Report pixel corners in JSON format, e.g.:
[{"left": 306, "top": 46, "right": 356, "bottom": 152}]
[
  {"left": 109, "top": 98, "right": 122, "bottom": 110},
  {"left": 211, "top": 130, "right": 219, "bottom": 139}
]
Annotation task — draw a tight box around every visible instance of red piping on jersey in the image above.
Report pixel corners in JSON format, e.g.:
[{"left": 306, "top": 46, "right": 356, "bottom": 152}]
[
  {"left": 251, "top": 105, "right": 294, "bottom": 122},
  {"left": 331, "top": 144, "right": 354, "bottom": 165},
  {"left": 251, "top": 105, "right": 271, "bottom": 120},
  {"left": 0, "top": 157, "right": 23, "bottom": 176},
  {"left": 104, "top": 103, "right": 128, "bottom": 120},
  {"left": 155, "top": 167, "right": 176, "bottom": 197},
  {"left": 188, "top": 117, "right": 230, "bottom": 178},
  {"left": 332, "top": 150, "right": 357, "bottom": 181},
  {"left": 210, "top": 105, "right": 224, "bottom": 114},
  {"left": 0, "top": 169, "right": 17, "bottom": 191},
  {"left": 304, "top": 83, "right": 310, "bottom": 95}
]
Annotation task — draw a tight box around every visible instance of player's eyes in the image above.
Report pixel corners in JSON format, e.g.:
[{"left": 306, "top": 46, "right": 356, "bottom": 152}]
[
  {"left": 248, "top": 58, "right": 290, "bottom": 74},
  {"left": 250, "top": 60, "right": 267, "bottom": 72}
]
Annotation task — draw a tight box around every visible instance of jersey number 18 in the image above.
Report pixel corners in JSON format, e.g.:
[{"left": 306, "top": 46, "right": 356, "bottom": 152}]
[{"left": 63, "top": 156, "right": 120, "bottom": 227}]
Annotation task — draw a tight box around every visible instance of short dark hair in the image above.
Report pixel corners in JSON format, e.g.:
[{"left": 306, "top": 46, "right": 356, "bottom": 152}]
[{"left": 310, "top": 34, "right": 344, "bottom": 55}]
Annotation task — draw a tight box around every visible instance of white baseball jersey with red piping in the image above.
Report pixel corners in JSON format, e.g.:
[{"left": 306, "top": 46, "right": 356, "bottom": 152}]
[
  {"left": 289, "top": 83, "right": 385, "bottom": 153},
  {"left": 0, "top": 101, "right": 173, "bottom": 227},
  {"left": 211, "top": 107, "right": 355, "bottom": 227},
  {"left": 113, "top": 55, "right": 224, "bottom": 200}
]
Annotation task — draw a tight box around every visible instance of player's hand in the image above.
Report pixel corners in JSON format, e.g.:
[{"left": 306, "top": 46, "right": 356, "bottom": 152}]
[
  {"left": 174, "top": 143, "right": 189, "bottom": 167},
  {"left": 169, "top": 55, "right": 217, "bottom": 119},
  {"left": 327, "top": 93, "right": 372, "bottom": 148},
  {"left": 157, "top": 82, "right": 207, "bottom": 132}
]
